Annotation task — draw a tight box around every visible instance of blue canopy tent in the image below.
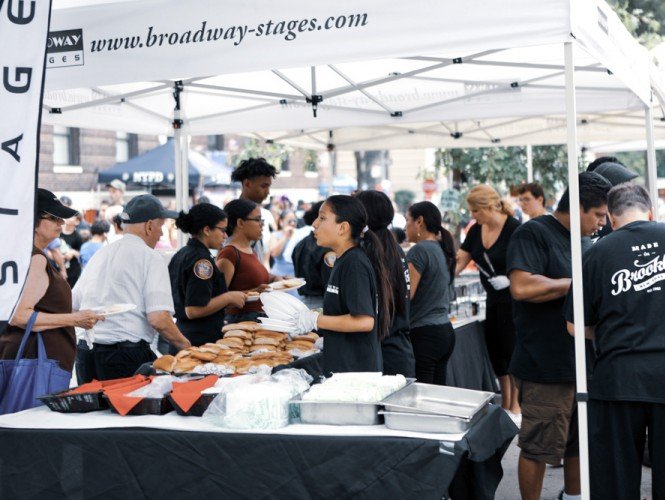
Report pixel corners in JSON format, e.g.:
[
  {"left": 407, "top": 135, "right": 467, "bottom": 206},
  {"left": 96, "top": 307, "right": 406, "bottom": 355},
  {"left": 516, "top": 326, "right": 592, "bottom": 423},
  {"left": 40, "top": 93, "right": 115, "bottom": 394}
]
[{"left": 98, "top": 139, "right": 231, "bottom": 190}]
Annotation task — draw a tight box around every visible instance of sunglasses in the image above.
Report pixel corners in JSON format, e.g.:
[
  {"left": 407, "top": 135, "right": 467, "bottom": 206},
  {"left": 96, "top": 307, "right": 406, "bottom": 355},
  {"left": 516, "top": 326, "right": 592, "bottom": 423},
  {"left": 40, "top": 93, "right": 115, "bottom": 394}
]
[{"left": 41, "top": 214, "right": 65, "bottom": 224}]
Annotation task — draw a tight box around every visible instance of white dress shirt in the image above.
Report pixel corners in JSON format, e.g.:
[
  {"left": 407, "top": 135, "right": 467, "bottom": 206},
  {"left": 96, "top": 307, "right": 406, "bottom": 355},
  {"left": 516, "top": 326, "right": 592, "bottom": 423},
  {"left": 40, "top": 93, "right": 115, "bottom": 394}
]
[{"left": 72, "top": 234, "right": 175, "bottom": 345}]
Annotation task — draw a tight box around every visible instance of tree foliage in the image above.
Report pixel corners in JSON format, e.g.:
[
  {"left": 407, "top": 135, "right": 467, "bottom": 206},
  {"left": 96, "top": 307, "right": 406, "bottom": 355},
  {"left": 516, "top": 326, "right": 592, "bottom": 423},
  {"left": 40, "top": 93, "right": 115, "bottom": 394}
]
[{"left": 608, "top": 0, "right": 664, "bottom": 48}]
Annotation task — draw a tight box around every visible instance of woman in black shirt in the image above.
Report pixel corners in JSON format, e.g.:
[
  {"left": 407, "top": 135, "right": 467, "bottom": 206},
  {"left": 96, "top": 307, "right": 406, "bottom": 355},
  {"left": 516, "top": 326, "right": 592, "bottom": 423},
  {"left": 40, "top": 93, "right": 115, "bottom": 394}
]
[
  {"left": 456, "top": 184, "right": 520, "bottom": 415},
  {"left": 169, "top": 203, "right": 246, "bottom": 348},
  {"left": 287, "top": 195, "right": 393, "bottom": 375},
  {"left": 356, "top": 190, "right": 415, "bottom": 377}
]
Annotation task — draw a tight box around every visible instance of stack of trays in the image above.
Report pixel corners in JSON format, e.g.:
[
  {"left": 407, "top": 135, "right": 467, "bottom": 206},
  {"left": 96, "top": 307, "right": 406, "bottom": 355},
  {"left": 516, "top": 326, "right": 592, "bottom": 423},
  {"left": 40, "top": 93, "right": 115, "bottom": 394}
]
[{"left": 379, "top": 383, "right": 494, "bottom": 433}]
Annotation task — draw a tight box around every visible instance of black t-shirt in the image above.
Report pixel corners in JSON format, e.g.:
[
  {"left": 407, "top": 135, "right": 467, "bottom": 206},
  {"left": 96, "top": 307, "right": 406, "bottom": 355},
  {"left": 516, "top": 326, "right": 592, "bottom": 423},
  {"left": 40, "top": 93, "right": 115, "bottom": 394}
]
[
  {"left": 461, "top": 217, "right": 520, "bottom": 305},
  {"left": 61, "top": 230, "right": 83, "bottom": 287},
  {"left": 169, "top": 238, "right": 228, "bottom": 344},
  {"left": 320, "top": 246, "right": 382, "bottom": 374},
  {"left": 507, "top": 215, "right": 592, "bottom": 383},
  {"left": 292, "top": 233, "right": 334, "bottom": 298},
  {"left": 564, "top": 221, "right": 665, "bottom": 403}
]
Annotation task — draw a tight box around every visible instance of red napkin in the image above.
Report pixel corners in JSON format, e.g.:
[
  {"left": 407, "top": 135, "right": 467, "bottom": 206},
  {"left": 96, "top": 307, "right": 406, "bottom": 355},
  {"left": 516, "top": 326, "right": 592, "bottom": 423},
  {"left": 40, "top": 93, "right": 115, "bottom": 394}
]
[
  {"left": 103, "top": 376, "right": 152, "bottom": 416},
  {"left": 63, "top": 375, "right": 145, "bottom": 396},
  {"left": 64, "top": 381, "right": 103, "bottom": 395},
  {"left": 169, "top": 375, "right": 219, "bottom": 412}
]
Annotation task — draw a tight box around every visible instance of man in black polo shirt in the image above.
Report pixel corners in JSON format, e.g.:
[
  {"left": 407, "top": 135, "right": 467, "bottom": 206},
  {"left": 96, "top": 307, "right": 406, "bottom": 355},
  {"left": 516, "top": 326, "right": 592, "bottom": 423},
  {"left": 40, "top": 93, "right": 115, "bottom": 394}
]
[
  {"left": 565, "top": 184, "right": 665, "bottom": 499},
  {"left": 506, "top": 172, "right": 611, "bottom": 500}
]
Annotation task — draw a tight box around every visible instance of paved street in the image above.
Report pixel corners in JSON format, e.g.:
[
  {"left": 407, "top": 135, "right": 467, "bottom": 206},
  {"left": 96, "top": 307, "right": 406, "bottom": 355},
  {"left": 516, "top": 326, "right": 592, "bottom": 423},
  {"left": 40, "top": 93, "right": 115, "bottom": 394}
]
[{"left": 495, "top": 434, "right": 653, "bottom": 499}]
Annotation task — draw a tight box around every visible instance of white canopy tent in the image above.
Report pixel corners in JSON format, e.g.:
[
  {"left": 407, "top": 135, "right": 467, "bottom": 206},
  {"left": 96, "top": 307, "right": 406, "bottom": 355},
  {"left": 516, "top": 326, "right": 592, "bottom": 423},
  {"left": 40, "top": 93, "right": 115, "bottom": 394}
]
[{"left": 43, "top": 0, "right": 663, "bottom": 496}]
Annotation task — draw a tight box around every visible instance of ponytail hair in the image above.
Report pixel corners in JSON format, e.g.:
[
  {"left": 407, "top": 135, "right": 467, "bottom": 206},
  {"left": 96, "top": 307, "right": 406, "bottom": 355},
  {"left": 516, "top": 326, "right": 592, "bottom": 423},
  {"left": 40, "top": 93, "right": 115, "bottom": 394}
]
[
  {"left": 355, "top": 190, "right": 407, "bottom": 318},
  {"left": 467, "top": 184, "right": 515, "bottom": 217},
  {"left": 325, "top": 195, "right": 393, "bottom": 340},
  {"left": 223, "top": 199, "right": 257, "bottom": 235},
  {"left": 175, "top": 203, "right": 226, "bottom": 236},
  {"left": 407, "top": 201, "right": 456, "bottom": 284}
]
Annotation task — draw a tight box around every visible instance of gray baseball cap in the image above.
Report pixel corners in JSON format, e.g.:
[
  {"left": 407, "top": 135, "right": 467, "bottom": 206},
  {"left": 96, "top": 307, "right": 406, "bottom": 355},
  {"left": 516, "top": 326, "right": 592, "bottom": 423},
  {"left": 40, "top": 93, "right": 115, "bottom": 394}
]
[
  {"left": 120, "top": 195, "right": 178, "bottom": 223},
  {"left": 106, "top": 179, "right": 126, "bottom": 192}
]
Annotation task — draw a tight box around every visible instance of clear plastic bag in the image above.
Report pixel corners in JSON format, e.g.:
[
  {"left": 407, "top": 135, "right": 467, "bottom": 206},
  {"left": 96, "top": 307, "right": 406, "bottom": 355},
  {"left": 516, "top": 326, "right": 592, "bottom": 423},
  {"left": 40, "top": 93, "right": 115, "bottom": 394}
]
[
  {"left": 202, "top": 368, "right": 312, "bottom": 429},
  {"left": 127, "top": 375, "right": 182, "bottom": 398}
]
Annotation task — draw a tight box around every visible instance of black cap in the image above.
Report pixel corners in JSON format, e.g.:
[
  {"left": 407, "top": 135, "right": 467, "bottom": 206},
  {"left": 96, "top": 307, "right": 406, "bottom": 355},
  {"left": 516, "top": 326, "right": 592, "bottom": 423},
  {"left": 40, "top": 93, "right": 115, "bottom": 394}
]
[
  {"left": 37, "top": 188, "right": 78, "bottom": 219},
  {"left": 120, "top": 194, "right": 178, "bottom": 223},
  {"left": 594, "top": 162, "right": 638, "bottom": 187}
]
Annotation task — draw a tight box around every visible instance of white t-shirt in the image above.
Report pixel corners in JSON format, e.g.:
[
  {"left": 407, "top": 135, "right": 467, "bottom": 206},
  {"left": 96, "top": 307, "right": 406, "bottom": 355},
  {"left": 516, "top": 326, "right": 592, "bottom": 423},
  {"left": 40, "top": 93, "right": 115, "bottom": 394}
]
[{"left": 72, "top": 234, "right": 175, "bottom": 345}]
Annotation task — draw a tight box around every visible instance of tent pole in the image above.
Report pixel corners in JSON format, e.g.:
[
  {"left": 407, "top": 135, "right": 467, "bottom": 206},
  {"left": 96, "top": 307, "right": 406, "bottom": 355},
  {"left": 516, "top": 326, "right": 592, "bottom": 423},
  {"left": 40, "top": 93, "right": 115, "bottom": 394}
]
[
  {"left": 564, "top": 41, "right": 591, "bottom": 500},
  {"left": 645, "top": 101, "right": 659, "bottom": 219},
  {"left": 526, "top": 144, "right": 533, "bottom": 182},
  {"left": 173, "top": 81, "right": 188, "bottom": 248}
]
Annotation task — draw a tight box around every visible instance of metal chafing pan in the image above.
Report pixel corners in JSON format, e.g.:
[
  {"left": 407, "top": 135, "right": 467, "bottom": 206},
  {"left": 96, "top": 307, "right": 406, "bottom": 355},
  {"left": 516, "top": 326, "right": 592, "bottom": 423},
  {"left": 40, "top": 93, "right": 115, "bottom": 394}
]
[
  {"left": 381, "top": 383, "right": 494, "bottom": 419},
  {"left": 379, "top": 408, "right": 485, "bottom": 433},
  {"left": 290, "top": 378, "right": 416, "bottom": 425},
  {"left": 290, "top": 398, "right": 383, "bottom": 425}
]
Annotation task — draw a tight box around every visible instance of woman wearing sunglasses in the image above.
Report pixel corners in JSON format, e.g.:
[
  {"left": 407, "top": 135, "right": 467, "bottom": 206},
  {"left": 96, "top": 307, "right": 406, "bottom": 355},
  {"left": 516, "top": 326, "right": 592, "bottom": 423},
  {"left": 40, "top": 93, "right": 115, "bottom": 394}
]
[
  {"left": 217, "top": 199, "right": 283, "bottom": 323},
  {"left": 1, "top": 189, "right": 104, "bottom": 380},
  {"left": 456, "top": 184, "right": 521, "bottom": 421},
  {"left": 168, "top": 203, "right": 246, "bottom": 347}
]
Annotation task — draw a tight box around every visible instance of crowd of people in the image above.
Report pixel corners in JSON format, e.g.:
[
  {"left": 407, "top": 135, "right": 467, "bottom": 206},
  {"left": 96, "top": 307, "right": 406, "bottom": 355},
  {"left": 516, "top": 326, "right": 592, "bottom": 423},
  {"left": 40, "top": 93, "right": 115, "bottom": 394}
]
[{"left": 1, "top": 155, "right": 663, "bottom": 498}]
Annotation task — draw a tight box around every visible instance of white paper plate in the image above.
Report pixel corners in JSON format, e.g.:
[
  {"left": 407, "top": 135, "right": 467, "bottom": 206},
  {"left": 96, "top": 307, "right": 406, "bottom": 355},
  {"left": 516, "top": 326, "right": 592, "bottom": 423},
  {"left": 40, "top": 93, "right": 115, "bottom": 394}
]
[
  {"left": 258, "top": 316, "right": 293, "bottom": 328},
  {"left": 267, "top": 279, "right": 306, "bottom": 293},
  {"left": 253, "top": 321, "right": 295, "bottom": 334},
  {"left": 260, "top": 292, "right": 300, "bottom": 316},
  {"left": 89, "top": 303, "right": 136, "bottom": 316},
  {"left": 261, "top": 303, "right": 291, "bottom": 320},
  {"left": 277, "top": 291, "right": 309, "bottom": 312}
]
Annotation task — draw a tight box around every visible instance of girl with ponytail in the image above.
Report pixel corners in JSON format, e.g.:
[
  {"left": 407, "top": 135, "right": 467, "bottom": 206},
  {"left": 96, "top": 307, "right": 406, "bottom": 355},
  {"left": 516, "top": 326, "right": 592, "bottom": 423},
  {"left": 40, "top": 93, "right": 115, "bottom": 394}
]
[
  {"left": 457, "top": 184, "right": 521, "bottom": 417},
  {"left": 168, "top": 203, "right": 246, "bottom": 348},
  {"left": 287, "top": 195, "right": 389, "bottom": 374},
  {"left": 356, "top": 190, "right": 415, "bottom": 377},
  {"left": 405, "top": 201, "right": 456, "bottom": 385}
]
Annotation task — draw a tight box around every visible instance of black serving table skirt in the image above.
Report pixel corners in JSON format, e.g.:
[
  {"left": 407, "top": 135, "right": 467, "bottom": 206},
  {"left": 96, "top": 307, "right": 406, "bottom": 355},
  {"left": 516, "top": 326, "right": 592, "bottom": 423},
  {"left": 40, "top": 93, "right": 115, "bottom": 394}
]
[
  {"left": 0, "top": 404, "right": 516, "bottom": 500},
  {"left": 448, "top": 319, "right": 498, "bottom": 393}
]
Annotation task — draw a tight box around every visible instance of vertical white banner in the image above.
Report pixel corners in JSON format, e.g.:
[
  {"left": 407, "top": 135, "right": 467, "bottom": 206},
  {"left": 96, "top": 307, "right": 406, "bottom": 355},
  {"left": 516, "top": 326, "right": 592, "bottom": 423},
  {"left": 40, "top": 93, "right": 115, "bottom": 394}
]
[{"left": 0, "top": 0, "right": 52, "bottom": 333}]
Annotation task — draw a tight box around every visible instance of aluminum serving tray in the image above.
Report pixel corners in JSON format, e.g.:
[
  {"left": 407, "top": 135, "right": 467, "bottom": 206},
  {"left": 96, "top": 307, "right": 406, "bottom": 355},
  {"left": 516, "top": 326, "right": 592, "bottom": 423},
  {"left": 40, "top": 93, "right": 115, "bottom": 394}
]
[
  {"left": 291, "top": 378, "right": 416, "bottom": 426},
  {"left": 381, "top": 383, "right": 494, "bottom": 419},
  {"left": 379, "top": 408, "right": 485, "bottom": 433},
  {"left": 292, "top": 399, "right": 383, "bottom": 425}
]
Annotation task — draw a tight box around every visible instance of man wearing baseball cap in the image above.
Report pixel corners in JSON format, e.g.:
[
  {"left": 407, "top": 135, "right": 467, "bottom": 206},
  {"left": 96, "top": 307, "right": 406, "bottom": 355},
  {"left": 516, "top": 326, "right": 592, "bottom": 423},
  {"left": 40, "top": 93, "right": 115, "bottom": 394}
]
[
  {"left": 73, "top": 194, "right": 190, "bottom": 381},
  {"left": 105, "top": 179, "right": 126, "bottom": 243}
]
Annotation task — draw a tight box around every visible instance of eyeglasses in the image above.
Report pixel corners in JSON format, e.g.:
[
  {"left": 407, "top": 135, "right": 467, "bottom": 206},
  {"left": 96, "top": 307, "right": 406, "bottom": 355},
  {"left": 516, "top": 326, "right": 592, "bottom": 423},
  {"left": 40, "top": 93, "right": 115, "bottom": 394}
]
[
  {"left": 41, "top": 214, "right": 65, "bottom": 224},
  {"left": 243, "top": 217, "right": 264, "bottom": 224},
  {"left": 215, "top": 226, "right": 227, "bottom": 234}
]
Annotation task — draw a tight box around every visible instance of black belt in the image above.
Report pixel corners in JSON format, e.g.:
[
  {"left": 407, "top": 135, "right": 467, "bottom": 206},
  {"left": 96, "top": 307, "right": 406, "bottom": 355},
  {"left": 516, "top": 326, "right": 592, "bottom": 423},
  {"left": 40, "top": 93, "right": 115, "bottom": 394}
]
[{"left": 92, "top": 340, "right": 150, "bottom": 350}]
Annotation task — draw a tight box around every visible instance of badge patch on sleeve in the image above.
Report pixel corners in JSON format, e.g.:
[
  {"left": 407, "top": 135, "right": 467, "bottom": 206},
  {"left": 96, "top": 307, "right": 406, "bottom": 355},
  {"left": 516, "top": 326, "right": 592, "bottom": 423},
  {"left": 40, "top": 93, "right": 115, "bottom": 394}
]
[
  {"left": 193, "top": 259, "right": 213, "bottom": 280},
  {"left": 324, "top": 251, "right": 337, "bottom": 268}
]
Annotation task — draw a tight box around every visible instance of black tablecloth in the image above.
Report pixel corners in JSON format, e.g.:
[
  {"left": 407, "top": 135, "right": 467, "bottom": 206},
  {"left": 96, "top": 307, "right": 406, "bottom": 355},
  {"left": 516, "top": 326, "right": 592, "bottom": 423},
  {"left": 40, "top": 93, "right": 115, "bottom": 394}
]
[
  {"left": 0, "top": 405, "right": 517, "bottom": 500},
  {"left": 448, "top": 320, "right": 498, "bottom": 393}
]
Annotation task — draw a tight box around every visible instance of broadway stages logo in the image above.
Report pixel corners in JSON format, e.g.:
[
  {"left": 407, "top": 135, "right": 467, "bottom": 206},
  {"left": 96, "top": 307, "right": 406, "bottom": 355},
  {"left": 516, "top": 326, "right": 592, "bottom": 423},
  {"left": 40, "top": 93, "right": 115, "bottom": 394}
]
[{"left": 47, "top": 29, "right": 84, "bottom": 68}]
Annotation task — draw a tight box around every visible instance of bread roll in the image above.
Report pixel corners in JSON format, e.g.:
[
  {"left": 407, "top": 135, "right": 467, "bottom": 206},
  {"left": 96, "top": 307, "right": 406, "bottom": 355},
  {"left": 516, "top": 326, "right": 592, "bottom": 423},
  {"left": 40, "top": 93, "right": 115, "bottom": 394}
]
[
  {"left": 175, "top": 349, "right": 192, "bottom": 359},
  {"left": 223, "top": 330, "right": 253, "bottom": 341},
  {"left": 218, "top": 337, "right": 245, "bottom": 348},
  {"left": 222, "top": 322, "right": 260, "bottom": 333},
  {"left": 153, "top": 355, "right": 176, "bottom": 372},
  {"left": 254, "top": 331, "right": 286, "bottom": 340},
  {"left": 253, "top": 337, "right": 281, "bottom": 347},
  {"left": 190, "top": 350, "right": 217, "bottom": 362},
  {"left": 173, "top": 358, "right": 201, "bottom": 374},
  {"left": 249, "top": 344, "right": 279, "bottom": 352},
  {"left": 287, "top": 341, "right": 317, "bottom": 351},
  {"left": 292, "top": 332, "right": 318, "bottom": 342},
  {"left": 199, "top": 344, "right": 222, "bottom": 354}
]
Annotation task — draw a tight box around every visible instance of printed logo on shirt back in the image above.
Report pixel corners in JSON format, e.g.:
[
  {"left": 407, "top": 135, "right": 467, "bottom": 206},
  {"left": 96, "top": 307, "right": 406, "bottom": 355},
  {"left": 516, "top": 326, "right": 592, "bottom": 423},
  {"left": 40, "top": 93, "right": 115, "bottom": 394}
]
[
  {"left": 326, "top": 284, "right": 339, "bottom": 295},
  {"left": 611, "top": 241, "right": 665, "bottom": 295}
]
